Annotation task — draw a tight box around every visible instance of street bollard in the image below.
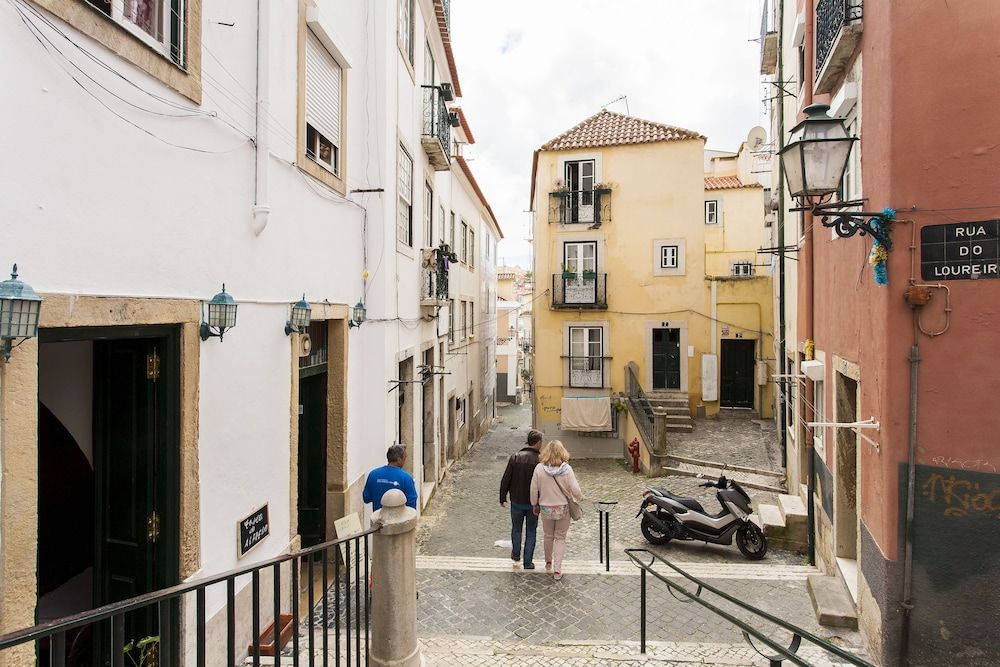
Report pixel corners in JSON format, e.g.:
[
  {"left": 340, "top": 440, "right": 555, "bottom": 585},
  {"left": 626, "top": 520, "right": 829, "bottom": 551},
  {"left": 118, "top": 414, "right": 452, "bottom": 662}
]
[{"left": 596, "top": 501, "right": 617, "bottom": 572}]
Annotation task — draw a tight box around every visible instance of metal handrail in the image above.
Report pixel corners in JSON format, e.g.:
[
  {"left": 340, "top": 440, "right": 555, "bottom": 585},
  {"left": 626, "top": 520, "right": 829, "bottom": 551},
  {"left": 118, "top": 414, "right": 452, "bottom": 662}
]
[
  {"left": 625, "top": 548, "right": 873, "bottom": 666},
  {"left": 1, "top": 525, "right": 380, "bottom": 665},
  {"left": 625, "top": 364, "right": 654, "bottom": 445}
]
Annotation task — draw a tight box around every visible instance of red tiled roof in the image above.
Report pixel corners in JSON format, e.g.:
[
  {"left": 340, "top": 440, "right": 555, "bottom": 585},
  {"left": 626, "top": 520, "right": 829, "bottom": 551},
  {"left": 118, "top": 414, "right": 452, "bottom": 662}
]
[
  {"left": 433, "top": 1, "right": 462, "bottom": 97},
  {"left": 704, "top": 175, "right": 761, "bottom": 190},
  {"left": 539, "top": 109, "right": 704, "bottom": 151},
  {"left": 455, "top": 155, "right": 503, "bottom": 239}
]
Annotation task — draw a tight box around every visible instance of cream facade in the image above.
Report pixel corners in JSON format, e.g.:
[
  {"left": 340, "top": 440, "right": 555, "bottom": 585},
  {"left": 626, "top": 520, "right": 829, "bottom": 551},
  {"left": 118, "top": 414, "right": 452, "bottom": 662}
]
[
  {"left": 530, "top": 111, "right": 773, "bottom": 458},
  {"left": 0, "top": 0, "right": 498, "bottom": 662}
]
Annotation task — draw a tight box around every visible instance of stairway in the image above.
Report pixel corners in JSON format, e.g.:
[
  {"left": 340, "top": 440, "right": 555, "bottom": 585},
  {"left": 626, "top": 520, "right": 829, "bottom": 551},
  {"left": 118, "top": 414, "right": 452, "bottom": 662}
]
[
  {"left": 755, "top": 492, "right": 808, "bottom": 552},
  {"left": 646, "top": 390, "right": 694, "bottom": 433}
]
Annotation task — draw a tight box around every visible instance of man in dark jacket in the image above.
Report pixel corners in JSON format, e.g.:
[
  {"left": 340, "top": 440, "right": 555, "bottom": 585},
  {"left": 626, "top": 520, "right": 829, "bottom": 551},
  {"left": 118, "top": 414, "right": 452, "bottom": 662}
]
[{"left": 499, "top": 429, "right": 544, "bottom": 569}]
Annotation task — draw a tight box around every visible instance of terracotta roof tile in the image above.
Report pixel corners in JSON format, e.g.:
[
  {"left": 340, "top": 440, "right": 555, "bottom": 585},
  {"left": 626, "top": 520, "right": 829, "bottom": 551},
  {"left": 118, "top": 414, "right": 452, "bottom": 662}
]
[
  {"left": 704, "top": 175, "right": 761, "bottom": 190},
  {"left": 539, "top": 110, "right": 704, "bottom": 151}
]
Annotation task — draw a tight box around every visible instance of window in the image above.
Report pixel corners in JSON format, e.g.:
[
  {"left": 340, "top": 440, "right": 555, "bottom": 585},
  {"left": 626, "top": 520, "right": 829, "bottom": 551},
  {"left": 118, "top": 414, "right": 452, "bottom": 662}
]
[
  {"left": 840, "top": 117, "right": 859, "bottom": 203},
  {"left": 660, "top": 245, "right": 679, "bottom": 269},
  {"left": 469, "top": 229, "right": 476, "bottom": 269},
  {"left": 448, "top": 299, "right": 455, "bottom": 344},
  {"left": 564, "top": 160, "right": 596, "bottom": 222},
  {"left": 563, "top": 241, "right": 596, "bottom": 274},
  {"left": 468, "top": 301, "right": 475, "bottom": 338},
  {"left": 731, "top": 262, "right": 754, "bottom": 277},
  {"left": 424, "top": 182, "right": 434, "bottom": 247},
  {"left": 397, "top": 145, "right": 413, "bottom": 245},
  {"left": 305, "top": 30, "right": 343, "bottom": 177},
  {"left": 460, "top": 221, "right": 469, "bottom": 262},
  {"left": 398, "top": 0, "right": 414, "bottom": 64},
  {"left": 96, "top": 0, "right": 180, "bottom": 62},
  {"left": 449, "top": 212, "right": 456, "bottom": 248},
  {"left": 813, "top": 380, "right": 825, "bottom": 457},
  {"left": 459, "top": 300, "right": 467, "bottom": 342},
  {"left": 423, "top": 41, "right": 435, "bottom": 86},
  {"left": 705, "top": 200, "right": 719, "bottom": 225},
  {"left": 569, "top": 327, "right": 603, "bottom": 388},
  {"left": 457, "top": 396, "right": 466, "bottom": 427}
]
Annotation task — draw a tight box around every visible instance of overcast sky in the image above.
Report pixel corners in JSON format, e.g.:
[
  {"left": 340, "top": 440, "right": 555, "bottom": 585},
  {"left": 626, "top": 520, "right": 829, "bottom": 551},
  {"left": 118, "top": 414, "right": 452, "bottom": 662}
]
[{"left": 450, "top": 0, "right": 767, "bottom": 269}]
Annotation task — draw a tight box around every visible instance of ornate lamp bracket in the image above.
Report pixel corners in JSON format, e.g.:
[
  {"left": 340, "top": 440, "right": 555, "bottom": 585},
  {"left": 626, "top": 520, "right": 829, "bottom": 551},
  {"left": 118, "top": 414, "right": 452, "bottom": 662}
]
[{"left": 810, "top": 200, "right": 896, "bottom": 249}]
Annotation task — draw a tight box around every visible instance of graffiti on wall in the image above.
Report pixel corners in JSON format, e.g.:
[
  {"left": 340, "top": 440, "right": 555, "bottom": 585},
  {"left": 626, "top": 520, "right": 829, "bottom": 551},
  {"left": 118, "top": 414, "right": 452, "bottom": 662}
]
[
  {"left": 922, "top": 471, "right": 1000, "bottom": 519},
  {"left": 929, "top": 455, "right": 996, "bottom": 473}
]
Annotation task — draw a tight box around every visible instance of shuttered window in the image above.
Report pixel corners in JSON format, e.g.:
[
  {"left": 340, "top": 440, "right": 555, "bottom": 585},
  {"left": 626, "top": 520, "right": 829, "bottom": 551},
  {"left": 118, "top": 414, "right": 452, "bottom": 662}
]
[{"left": 305, "top": 30, "right": 342, "bottom": 176}]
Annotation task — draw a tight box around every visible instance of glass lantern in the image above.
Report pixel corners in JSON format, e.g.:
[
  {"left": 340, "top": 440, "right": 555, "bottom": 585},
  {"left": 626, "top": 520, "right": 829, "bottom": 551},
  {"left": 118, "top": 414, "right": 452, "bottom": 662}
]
[
  {"left": 200, "top": 284, "right": 238, "bottom": 341},
  {"left": 779, "top": 104, "right": 857, "bottom": 206},
  {"left": 286, "top": 295, "right": 312, "bottom": 335},
  {"left": 0, "top": 264, "right": 42, "bottom": 362}
]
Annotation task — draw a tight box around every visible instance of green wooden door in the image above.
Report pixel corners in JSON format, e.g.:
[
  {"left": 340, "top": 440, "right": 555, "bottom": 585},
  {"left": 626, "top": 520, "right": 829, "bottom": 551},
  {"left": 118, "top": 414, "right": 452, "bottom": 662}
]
[
  {"left": 297, "top": 370, "right": 328, "bottom": 547},
  {"left": 721, "top": 339, "right": 756, "bottom": 409},
  {"left": 652, "top": 329, "right": 681, "bottom": 390}
]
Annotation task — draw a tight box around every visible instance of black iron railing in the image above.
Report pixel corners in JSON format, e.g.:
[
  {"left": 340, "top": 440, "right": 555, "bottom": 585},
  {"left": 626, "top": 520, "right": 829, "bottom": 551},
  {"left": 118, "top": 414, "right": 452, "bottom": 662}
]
[
  {"left": 0, "top": 527, "right": 378, "bottom": 666},
  {"left": 596, "top": 501, "right": 617, "bottom": 572},
  {"left": 421, "top": 85, "right": 451, "bottom": 156},
  {"left": 626, "top": 548, "right": 873, "bottom": 666},
  {"left": 626, "top": 363, "right": 654, "bottom": 445},
  {"left": 816, "top": 0, "right": 863, "bottom": 75},
  {"left": 568, "top": 355, "right": 604, "bottom": 388},
  {"left": 548, "top": 189, "right": 612, "bottom": 225},
  {"left": 421, "top": 247, "right": 450, "bottom": 303},
  {"left": 552, "top": 273, "right": 607, "bottom": 308}
]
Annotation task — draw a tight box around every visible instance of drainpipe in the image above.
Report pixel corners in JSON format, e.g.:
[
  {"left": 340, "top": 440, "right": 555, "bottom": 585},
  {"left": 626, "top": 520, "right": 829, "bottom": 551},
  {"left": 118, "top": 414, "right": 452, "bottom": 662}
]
[
  {"left": 710, "top": 279, "right": 718, "bottom": 356},
  {"left": 900, "top": 342, "right": 920, "bottom": 664},
  {"left": 776, "top": 0, "right": 788, "bottom": 469},
  {"left": 801, "top": 0, "right": 817, "bottom": 568},
  {"left": 251, "top": 0, "right": 271, "bottom": 236}
]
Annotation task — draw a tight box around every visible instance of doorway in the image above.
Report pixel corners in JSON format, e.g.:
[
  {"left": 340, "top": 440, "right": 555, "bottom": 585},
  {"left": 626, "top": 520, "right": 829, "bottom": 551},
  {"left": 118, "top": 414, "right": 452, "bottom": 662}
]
[
  {"left": 652, "top": 328, "right": 681, "bottom": 390},
  {"left": 720, "top": 339, "right": 755, "bottom": 409},
  {"left": 37, "top": 327, "right": 180, "bottom": 663},
  {"left": 834, "top": 372, "right": 860, "bottom": 555},
  {"left": 298, "top": 320, "right": 329, "bottom": 548},
  {"left": 422, "top": 348, "right": 435, "bottom": 484}
]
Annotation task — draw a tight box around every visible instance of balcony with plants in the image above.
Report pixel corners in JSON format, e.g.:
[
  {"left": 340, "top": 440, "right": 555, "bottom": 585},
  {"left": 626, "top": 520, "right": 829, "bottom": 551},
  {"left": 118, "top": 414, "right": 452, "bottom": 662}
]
[
  {"left": 421, "top": 243, "right": 454, "bottom": 307},
  {"left": 421, "top": 84, "right": 457, "bottom": 170},
  {"left": 548, "top": 184, "right": 612, "bottom": 227},
  {"left": 551, "top": 272, "right": 607, "bottom": 309}
]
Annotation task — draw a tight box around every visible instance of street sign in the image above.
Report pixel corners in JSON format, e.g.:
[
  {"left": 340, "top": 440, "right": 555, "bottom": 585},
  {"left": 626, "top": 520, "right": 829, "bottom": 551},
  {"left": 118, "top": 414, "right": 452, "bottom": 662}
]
[
  {"left": 921, "top": 220, "right": 1000, "bottom": 280},
  {"left": 238, "top": 503, "right": 270, "bottom": 558}
]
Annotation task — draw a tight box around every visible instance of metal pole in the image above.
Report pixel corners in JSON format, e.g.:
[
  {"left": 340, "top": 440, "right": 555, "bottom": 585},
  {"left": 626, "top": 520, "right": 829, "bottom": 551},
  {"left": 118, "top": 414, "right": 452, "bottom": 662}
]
[
  {"left": 598, "top": 508, "right": 604, "bottom": 564},
  {"left": 604, "top": 512, "right": 610, "bottom": 573},
  {"left": 640, "top": 568, "right": 647, "bottom": 653}
]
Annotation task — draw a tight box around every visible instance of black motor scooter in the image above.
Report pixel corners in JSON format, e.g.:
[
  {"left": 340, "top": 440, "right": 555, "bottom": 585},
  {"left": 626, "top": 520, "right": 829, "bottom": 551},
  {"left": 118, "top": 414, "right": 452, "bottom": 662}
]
[{"left": 636, "top": 469, "right": 768, "bottom": 560}]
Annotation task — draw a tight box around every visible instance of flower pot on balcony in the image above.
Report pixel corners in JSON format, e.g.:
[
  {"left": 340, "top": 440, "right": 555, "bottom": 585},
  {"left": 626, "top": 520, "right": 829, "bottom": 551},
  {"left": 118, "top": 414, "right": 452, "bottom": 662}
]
[
  {"left": 582, "top": 271, "right": 597, "bottom": 280},
  {"left": 562, "top": 271, "right": 577, "bottom": 279}
]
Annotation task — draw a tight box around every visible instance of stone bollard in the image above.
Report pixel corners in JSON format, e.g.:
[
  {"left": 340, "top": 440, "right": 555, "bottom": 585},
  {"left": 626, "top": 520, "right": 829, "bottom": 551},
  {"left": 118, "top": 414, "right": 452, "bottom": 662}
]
[
  {"left": 370, "top": 489, "right": 422, "bottom": 667},
  {"left": 653, "top": 407, "right": 669, "bottom": 455}
]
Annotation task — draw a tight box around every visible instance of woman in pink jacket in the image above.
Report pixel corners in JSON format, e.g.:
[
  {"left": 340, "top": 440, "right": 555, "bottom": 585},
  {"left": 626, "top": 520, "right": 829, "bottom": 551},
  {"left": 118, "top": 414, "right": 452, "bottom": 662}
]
[{"left": 530, "top": 440, "right": 584, "bottom": 581}]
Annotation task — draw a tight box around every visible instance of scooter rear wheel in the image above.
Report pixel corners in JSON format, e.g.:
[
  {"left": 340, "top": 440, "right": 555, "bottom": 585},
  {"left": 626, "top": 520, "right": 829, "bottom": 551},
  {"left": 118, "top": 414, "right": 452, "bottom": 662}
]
[
  {"left": 640, "top": 512, "right": 672, "bottom": 545},
  {"left": 736, "top": 522, "right": 768, "bottom": 560}
]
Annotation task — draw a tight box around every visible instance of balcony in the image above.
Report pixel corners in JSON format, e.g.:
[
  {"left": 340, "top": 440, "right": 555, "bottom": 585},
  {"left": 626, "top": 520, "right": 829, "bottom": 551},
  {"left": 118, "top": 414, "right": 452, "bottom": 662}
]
[
  {"left": 421, "top": 85, "right": 453, "bottom": 171},
  {"left": 548, "top": 189, "right": 612, "bottom": 226},
  {"left": 759, "top": 0, "right": 777, "bottom": 75},
  {"left": 815, "top": 0, "right": 863, "bottom": 94},
  {"left": 420, "top": 247, "right": 450, "bottom": 307},
  {"left": 551, "top": 273, "right": 607, "bottom": 309},
  {"left": 569, "top": 356, "right": 604, "bottom": 388}
]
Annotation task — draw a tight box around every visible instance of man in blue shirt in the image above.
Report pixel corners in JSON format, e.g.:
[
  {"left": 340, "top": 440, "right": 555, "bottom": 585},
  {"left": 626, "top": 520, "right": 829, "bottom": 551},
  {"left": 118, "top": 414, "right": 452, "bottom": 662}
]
[{"left": 363, "top": 445, "right": 418, "bottom": 511}]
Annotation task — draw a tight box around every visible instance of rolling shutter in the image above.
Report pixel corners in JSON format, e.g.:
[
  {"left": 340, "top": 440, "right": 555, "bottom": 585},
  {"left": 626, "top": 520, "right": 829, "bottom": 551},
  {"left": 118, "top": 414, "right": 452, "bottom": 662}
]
[{"left": 305, "top": 30, "right": 341, "bottom": 147}]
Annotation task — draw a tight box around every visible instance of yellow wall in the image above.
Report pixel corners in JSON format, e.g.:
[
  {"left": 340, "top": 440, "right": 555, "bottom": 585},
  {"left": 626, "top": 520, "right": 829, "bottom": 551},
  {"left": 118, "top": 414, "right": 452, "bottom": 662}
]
[{"left": 531, "top": 135, "right": 774, "bottom": 455}]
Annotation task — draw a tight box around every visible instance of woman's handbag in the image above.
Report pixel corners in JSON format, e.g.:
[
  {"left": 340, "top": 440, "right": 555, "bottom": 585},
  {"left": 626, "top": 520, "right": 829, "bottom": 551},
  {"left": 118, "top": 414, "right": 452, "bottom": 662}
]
[{"left": 553, "top": 476, "right": 584, "bottom": 521}]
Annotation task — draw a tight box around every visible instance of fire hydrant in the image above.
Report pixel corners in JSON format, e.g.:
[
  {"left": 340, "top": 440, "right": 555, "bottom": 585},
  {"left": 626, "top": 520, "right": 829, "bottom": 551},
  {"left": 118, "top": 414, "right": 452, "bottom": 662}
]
[{"left": 627, "top": 438, "right": 641, "bottom": 473}]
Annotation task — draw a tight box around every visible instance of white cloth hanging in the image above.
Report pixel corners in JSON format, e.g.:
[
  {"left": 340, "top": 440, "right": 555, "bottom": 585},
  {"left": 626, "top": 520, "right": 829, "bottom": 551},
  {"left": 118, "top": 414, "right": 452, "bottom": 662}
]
[{"left": 561, "top": 397, "right": 612, "bottom": 432}]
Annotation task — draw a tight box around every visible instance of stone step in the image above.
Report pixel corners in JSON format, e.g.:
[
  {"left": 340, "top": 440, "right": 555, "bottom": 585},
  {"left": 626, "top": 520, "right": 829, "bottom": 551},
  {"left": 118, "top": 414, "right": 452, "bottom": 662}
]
[
  {"left": 778, "top": 493, "right": 808, "bottom": 542},
  {"left": 807, "top": 574, "right": 859, "bottom": 630},
  {"left": 662, "top": 422, "right": 694, "bottom": 433},
  {"left": 647, "top": 397, "right": 690, "bottom": 408}
]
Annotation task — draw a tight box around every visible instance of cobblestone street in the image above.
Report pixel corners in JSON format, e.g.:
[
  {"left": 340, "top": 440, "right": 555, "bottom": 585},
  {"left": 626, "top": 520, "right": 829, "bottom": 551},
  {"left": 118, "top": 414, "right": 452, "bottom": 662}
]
[{"left": 414, "top": 402, "right": 870, "bottom": 665}]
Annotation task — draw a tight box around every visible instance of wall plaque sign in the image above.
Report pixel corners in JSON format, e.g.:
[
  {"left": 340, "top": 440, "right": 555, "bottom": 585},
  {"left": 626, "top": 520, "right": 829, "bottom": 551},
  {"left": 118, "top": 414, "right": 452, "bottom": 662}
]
[
  {"left": 238, "top": 503, "right": 270, "bottom": 558},
  {"left": 921, "top": 220, "right": 1000, "bottom": 280}
]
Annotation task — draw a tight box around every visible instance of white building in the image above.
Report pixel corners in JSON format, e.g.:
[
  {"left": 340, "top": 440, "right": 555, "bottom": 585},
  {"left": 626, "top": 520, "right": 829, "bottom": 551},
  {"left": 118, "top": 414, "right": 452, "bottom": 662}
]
[{"left": 0, "top": 0, "right": 498, "bottom": 662}]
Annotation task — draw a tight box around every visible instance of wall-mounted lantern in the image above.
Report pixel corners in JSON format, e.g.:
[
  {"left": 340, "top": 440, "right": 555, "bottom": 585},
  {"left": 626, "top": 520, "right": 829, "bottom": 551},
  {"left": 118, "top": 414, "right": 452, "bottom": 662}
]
[
  {"left": 779, "top": 103, "right": 894, "bottom": 248},
  {"left": 349, "top": 301, "right": 366, "bottom": 328},
  {"left": 285, "top": 295, "right": 312, "bottom": 335},
  {"left": 200, "top": 284, "right": 238, "bottom": 341},
  {"left": 0, "top": 264, "right": 42, "bottom": 362}
]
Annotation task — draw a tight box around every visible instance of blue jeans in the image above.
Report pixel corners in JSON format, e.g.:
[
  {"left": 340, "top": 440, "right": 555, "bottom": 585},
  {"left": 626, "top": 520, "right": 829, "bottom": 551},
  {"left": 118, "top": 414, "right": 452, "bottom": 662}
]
[{"left": 510, "top": 503, "right": 538, "bottom": 566}]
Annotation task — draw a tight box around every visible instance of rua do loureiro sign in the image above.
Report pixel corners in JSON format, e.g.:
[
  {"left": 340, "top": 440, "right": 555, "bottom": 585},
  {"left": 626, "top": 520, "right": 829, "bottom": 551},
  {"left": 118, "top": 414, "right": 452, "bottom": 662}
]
[
  {"left": 921, "top": 220, "right": 1000, "bottom": 280},
  {"left": 238, "top": 503, "right": 270, "bottom": 558}
]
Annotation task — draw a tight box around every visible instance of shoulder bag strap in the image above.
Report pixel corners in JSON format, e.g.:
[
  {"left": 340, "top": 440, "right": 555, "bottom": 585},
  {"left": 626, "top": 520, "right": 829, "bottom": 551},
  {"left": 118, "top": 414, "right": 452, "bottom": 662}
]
[{"left": 552, "top": 475, "right": 573, "bottom": 505}]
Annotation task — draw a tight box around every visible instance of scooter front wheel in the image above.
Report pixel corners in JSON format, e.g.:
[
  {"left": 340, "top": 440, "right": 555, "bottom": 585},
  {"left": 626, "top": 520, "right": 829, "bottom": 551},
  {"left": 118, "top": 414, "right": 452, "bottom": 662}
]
[
  {"left": 640, "top": 512, "right": 672, "bottom": 545},
  {"left": 736, "top": 522, "right": 768, "bottom": 560}
]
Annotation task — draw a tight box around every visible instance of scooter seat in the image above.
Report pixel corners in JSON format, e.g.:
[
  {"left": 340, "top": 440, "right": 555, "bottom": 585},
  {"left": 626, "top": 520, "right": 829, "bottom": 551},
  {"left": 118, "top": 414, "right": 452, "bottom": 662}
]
[{"left": 660, "top": 491, "right": 706, "bottom": 514}]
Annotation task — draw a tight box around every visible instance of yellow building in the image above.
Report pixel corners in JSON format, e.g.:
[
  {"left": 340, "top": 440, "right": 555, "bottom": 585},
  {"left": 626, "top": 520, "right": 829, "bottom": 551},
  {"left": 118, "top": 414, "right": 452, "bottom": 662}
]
[{"left": 529, "top": 110, "right": 774, "bottom": 458}]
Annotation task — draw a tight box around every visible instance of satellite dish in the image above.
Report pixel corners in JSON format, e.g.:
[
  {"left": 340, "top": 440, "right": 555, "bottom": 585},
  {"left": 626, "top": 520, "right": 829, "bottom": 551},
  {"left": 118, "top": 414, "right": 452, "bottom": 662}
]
[{"left": 747, "top": 126, "right": 767, "bottom": 150}]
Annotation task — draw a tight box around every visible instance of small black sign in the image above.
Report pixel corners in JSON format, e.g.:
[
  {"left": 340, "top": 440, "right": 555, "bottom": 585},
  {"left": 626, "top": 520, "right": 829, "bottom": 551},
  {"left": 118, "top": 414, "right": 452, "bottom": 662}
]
[
  {"left": 238, "top": 504, "right": 270, "bottom": 558},
  {"left": 921, "top": 220, "right": 1000, "bottom": 280}
]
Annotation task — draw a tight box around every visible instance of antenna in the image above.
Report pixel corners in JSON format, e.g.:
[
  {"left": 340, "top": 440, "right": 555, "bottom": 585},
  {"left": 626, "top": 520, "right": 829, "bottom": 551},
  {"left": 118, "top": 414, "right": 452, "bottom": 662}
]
[{"left": 601, "top": 95, "right": 630, "bottom": 115}]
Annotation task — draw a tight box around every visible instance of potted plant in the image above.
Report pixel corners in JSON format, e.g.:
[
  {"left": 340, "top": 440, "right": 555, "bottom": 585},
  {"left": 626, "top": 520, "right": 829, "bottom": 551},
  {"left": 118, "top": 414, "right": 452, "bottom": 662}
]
[
  {"left": 582, "top": 269, "right": 597, "bottom": 280},
  {"left": 551, "top": 177, "right": 569, "bottom": 194},
  {"left": 560, "top": 263, "right": 576, "bottom": 279},
  {"left": 594, "top": 181, "right": 615, "bottom": 193}
]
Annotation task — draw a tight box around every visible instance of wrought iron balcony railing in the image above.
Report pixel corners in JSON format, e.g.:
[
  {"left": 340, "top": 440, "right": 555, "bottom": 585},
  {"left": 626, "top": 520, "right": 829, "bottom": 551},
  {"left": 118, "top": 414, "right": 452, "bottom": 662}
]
[
  {"left": 569, "top": 355, "right": 604, "bottom": 388},
  {"left": 421, "top": 247, "right": 451, "bottom": 306},
  {"left": 551, "top": 273, "right": 608, "bottom": 309},
  {"left": 548, "top": 189, "right": 612, "bottom": 226},
  {"left": 816, "top": 0, "right": 863, "bottom": 76},
  {"left": 421, "top": 85, "right": 452, "bottom": 171}
]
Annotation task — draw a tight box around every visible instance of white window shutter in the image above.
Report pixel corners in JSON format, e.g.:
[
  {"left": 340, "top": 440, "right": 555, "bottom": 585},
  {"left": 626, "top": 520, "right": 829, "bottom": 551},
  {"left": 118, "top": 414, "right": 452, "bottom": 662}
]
[{"left": 305, "top": 30, "right": 342, "bottom": 147}]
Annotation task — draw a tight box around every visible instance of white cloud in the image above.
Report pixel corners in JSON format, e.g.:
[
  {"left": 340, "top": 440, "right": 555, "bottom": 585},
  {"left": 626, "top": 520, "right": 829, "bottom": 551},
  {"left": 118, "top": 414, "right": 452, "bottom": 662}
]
[{"left": 451, "top": 0, "right": 767, "bottom": 268}]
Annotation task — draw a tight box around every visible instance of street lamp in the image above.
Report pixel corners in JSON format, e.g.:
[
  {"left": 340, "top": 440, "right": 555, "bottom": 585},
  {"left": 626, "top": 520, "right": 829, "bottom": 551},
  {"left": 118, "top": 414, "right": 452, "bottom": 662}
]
[
  {"left": 779, "top": 103, "right": 894, "bottom": 248},
  {"left": 200, "top": 284, "right": 238, "bottom": 341},
  {"left": 349, "top": 300, "right": 367, "bottom": 328},
  {"left": 285, "top": 295, "right": 312, "bottom": 335},
  {"left": 0, "top": 265, "right": 42, "bottom": 362}
]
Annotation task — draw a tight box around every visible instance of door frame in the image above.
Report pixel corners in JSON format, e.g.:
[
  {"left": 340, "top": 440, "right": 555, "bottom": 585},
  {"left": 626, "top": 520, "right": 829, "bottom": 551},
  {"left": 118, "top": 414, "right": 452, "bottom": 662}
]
[
  {"left": 719, "top": 338, "right": 756, "bottom": 409},
  {"left": 644, "top": 321, "right": 688, "bottom": 393}
]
